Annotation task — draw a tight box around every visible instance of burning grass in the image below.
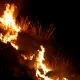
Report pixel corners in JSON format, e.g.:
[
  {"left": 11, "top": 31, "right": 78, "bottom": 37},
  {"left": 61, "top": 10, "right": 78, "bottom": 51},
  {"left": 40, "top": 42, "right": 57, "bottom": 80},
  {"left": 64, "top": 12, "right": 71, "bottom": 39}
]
[
  {"left": 17, "top": 16, "right": 55, "bottom": 41},
  {"left": 19, "top": 44, "right": 76, "bottom": 80},
  {"left": 0, "top": 41, "right": 77, "bottom": 80},
  {"left": 0, "top": 3, "right": 79, "bottom": 80}
]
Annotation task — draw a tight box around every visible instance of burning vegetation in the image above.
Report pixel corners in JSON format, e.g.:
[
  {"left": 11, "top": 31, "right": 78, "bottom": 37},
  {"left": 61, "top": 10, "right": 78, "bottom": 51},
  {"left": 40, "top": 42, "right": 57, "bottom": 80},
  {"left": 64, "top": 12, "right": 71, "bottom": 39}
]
[
  {"left": 0, "top": 3, "right": 77, "bottom": 80},
  {"left": 0, "top": 4, "right": 21, "bottom": 49}
]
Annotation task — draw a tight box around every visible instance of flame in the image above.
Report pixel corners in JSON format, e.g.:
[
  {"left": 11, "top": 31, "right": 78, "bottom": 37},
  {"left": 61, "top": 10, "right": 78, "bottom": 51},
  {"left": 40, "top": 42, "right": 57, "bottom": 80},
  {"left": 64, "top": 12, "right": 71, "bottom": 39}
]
[
  {"left": 21, "top": 45, "right": 68, "bottom": 80},
  {"left": 35, "top": 45, "right": 53, "bottom": 80},
  {"left": 62, "top": 77, "right": 68, "bottom": 80},
  {"left": 11, "top": 42, "right": 18, "bottom": 50},
  {"left": 0, "top": 4, "right": 21, "bottom": 49},
  {"left": 0, "top": 3, "right": 69, "bottom": 80},
  {"left": 21, "top": 54, "right": 35, "bottom": 60},
  {"left": 35, "top": 45, "right": 68, "bottom": 80},
  {"left": 21, "top": 54, "right": 28, "bottom": 60}
]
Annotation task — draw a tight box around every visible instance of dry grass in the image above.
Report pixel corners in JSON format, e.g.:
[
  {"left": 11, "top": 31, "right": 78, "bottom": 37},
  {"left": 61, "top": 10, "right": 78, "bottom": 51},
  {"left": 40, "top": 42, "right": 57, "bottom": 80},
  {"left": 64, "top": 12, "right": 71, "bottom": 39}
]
[
  {"left": 44, "top": 55, "right": 76, "bottom": 80},
  {"left": 17, "top": 16, "right": 55, "bottom": 41}
]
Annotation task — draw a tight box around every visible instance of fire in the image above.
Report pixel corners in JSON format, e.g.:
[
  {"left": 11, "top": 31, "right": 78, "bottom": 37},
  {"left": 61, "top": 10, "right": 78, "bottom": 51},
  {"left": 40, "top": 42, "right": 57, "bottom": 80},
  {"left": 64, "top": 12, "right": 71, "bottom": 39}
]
[
  {"left": 11, "top": 42, "right": 18, "bottom": 50},
  {"left": 21, "top": 54, "right": 28, "bottom": 60},
  {"left": 62, "top": 77, "right": 68, "bottom": 80},
  {"left": 35, "top": 45, "right": 52, "bottom": 80},
  {"left": 0, "top": 3, "right": 69, "bottom": 80},
  {"left": 35, "top": 45, "right": 68, "bottom": 80},
  {"left": 21, "top": 54, "right": 35, "bottom": 60},
  {"left": 0, "top": 4, "right": 21, "bottom": 49},
  {"left": 21, "top": 45, "right": 68, "bottom": 80}
]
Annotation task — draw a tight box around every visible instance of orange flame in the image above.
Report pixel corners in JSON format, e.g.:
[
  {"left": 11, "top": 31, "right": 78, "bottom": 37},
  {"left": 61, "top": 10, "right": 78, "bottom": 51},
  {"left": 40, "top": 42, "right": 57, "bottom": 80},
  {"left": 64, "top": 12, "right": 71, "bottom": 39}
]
[
  {"left": 21, "top": 45, "right": 68, "bottom": 80},
  {"left": 0, "top": 4, "right": 21, "bottom": 49},
  {"left": 35, "top": 45, "right": 53, "bottom": 80}
]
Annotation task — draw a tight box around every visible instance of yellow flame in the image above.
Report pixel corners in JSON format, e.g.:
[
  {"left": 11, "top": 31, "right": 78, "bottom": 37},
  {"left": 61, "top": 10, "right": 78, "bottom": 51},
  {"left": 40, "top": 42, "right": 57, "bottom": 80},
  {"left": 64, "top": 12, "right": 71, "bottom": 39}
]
[
  {"left": 29, "top": 54, "right": 35, "bottom": 60},
  {"left": 21, "top": 45, "right": 68, "bottom": 80},
  {"left": 0, "top": 4, "right": 21, "bottom": 49},
  {"left": 36, "top": 45, "right": 51, "bottom": 73},
  {"left": 11, "top": 42, "right": 18, "bottom": 50},
  {"left": 35, "top": 45, "right": 52, "bottom": 80},
  {"left": 35, "top": 45, "right": 68, "bottom": 80},
  {"left": 62, "top": 77, "right": 68, "bottom": 80},
  {"left": 0, "top": 33, "right": 2, "bottom": 40},
  {"left": 0, "top": 3, "right": 68, "bottom": 80}
]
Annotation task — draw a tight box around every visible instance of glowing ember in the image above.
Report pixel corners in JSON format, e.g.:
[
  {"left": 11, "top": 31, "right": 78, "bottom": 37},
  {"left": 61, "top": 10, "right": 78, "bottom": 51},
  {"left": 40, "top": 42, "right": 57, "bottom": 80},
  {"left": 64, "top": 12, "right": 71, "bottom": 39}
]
[{"left": 0, "top": 4, "right": 21, "bottom": 49}]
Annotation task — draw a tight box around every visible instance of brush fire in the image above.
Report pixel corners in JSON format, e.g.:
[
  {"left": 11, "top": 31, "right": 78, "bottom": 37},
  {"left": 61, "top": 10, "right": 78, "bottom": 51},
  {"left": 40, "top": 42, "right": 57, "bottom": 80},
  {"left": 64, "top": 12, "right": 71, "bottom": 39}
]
[{"left": 0, "top": 3, "right": 69, "bottom": 80}]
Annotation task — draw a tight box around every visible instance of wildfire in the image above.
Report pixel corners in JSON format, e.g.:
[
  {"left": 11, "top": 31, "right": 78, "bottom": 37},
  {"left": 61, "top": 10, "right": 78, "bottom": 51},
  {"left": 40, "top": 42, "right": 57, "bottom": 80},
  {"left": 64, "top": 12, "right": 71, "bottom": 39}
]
[
  {"left": 21, "top": 45, "right": 68, "bottom": 80},
  {"left": 35, "top": 45, "right": 52, "bottom": 80},
  {"left": 0, "top": 3, "right": 69, "bottom": 80},
  {"left": 34, "top": 45, "right": 68, "bottom": 80},
  {"left": 0, "top": 4, "right": 21, "bottom": 49}
]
